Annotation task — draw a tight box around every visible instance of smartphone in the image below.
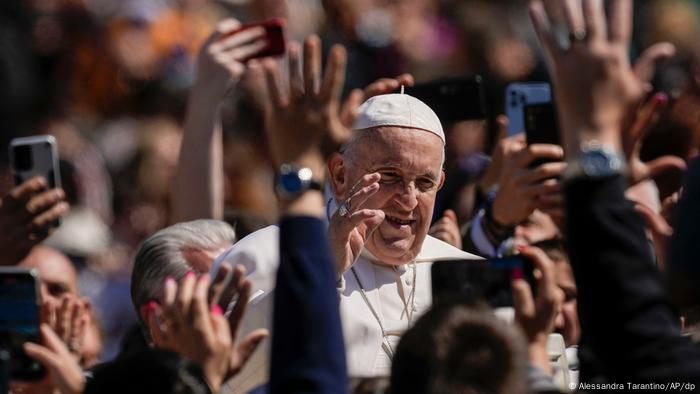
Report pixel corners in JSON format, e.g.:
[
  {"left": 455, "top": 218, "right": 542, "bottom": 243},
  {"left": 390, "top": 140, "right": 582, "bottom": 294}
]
[
  {"left": 9, "top": 136, "right": 62, "bottom": 228},
  {"left": 219, "top": 18, "right": 286, "bottom": 60},
  {"left": 431, "top": 256, "right": 535, "bottom": 308},
  {"left": 9, "top": 136, "right": 61, "bottom": 190},
  {"left": 404, "top": 76, "right": 486, "bottom": 124},
  {"left": 524, "top": 102, "right": 561, "bottom": 146},
  {"left": 524, "top": 102, "right": 562, "bottom": 169},
  {"left": 0, "top": 268, "right": 44, "bottom": 381},
  {"left": 505, "top": 82, "right": 551, "bottom": 136}
]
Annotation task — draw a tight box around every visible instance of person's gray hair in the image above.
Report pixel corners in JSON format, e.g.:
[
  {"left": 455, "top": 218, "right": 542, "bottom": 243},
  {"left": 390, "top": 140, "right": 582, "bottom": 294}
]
[
  {"left": 341, "top": 127, "right": 446, "bottom": 169},
  {"left": 130, "top": 219, "right": 236, "bottom": 320}
]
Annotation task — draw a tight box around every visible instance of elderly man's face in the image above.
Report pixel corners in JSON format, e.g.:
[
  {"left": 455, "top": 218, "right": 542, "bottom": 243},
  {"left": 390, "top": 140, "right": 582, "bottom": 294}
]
[{"left": 331, "top": 127, "right": 444, "bottom": 265}]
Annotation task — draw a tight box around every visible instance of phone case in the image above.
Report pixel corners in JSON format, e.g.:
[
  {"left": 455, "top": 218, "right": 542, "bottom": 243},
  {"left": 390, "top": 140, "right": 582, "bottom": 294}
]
[
  {"left": 9, "top": 135, "right": 61, "bottom": 190},
  {"left": 505, "top": 83, "right": 551, "bottom": 136}
]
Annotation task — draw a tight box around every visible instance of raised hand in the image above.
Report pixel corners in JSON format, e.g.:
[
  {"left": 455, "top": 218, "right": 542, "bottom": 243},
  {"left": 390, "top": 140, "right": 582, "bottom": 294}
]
[
  {"left": 195, "top": 18, "right": 268, "bottom": 96},
  {"left": 530, "top": 0, "right": 643, "bottom": 153},
  {"left": 491, "top": 144, "right": 565, "bottom": 227},
  {"left": 0, "top": 177, "right": 68, "bottom": 266},
  {"left": 512, "top": 245, "right": 564, "bottom": 374},
  {"left": 23, "top": 324, "right": 86, "bottom": 394},
  {"left": 258, "top": 36, "right": 348, "bottom": 171},
  {"left": 429, "top": 209, "right": 462, "bottom": 249},
  {"left": 40, "top": 294, "right": 88, "bottom": 363},
  {"left": 328, "top": 173, "right": 385, "bottom": 275}
]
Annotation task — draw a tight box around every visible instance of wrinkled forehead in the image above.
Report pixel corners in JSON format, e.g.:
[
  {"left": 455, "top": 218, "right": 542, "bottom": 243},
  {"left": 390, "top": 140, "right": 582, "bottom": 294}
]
[{"left": 348, "top": 126, "right": 444, "bottom": 160}]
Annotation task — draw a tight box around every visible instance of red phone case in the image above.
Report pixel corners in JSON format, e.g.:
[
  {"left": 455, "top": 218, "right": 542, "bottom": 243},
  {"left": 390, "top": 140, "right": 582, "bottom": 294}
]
[{"left": 219, "top": 18, "right": 286, "bottom": 60}]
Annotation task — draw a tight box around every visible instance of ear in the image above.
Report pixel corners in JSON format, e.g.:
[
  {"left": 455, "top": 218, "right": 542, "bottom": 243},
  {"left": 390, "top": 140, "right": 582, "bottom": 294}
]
[
  {"left": 437, "top": 170, "right": 446, "bottom": 191},
  {"left": 328, "top": 153, "right": 350, "bottom": 200}
]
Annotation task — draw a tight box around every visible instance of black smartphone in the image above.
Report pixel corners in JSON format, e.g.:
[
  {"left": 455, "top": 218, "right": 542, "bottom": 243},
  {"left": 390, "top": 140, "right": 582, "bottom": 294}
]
[
  {"left": 9, "top": 136, "right": 62, "bottom": 228},
  {"left": 431, "top": 256, "right": 535, "bottom": 308},
  {"left": 524, "top": 102, "right": 561, "bottom": 147},
  {"left": 0, "top": 268, "right": 44, "bottom": 381},
  {"left": 404, "top": 76, "right": 487, "bottom": 124},
  {"left": 9, "top": 136, "right": 61, "bottom": 190}
]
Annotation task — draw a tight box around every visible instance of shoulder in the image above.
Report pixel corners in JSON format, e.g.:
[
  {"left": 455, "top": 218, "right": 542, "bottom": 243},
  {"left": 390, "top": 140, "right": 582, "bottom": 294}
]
[{"left": 416, "top": 235, "right": 484, "bottom": 262}]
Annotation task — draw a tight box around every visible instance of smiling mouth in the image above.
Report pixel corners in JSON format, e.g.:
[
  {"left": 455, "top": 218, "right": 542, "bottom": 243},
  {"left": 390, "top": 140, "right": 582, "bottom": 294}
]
[{"left": 386, "top": 215, "right": 414, "bottom": 226}]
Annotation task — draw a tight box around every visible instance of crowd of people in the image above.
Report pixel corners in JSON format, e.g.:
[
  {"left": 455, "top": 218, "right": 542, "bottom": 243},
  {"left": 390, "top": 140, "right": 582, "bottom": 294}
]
[{"left": 2, "top": 0, "right": 700, "bottom": 393}]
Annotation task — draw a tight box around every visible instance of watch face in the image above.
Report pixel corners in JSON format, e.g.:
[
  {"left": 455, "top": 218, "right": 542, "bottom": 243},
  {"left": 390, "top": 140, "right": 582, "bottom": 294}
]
[
  {"left": 581, "top": 150, "right": 620, "bottom": 176},
  {"left": 279, "top": 172, "right": 303, "bottom": 193}
]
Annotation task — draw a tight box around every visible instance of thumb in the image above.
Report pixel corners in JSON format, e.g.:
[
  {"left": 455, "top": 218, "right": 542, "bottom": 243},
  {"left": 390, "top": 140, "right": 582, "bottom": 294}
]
[
  {"left": 633, "top": 42, "right": 676, "bottom": 83},
  {"left": 443, "top": 209, "right": 458, "bottom": 224},
  {"left": 496, "top": 115, "right": 509, "bottom": 141},
  {"left": 512, "top": 279, "right": 535, "bottom": 319},
  {"left": 645, "top": 155, "right": 687, "bottom": 179},
  {"left": 634, "top": 203, "right": 673, "bottom": 237}
]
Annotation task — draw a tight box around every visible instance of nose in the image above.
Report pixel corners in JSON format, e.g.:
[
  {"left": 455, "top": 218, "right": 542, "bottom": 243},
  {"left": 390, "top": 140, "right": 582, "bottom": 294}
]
[{"left": 394, "top": 181, "right": 419, "bottom": 211}]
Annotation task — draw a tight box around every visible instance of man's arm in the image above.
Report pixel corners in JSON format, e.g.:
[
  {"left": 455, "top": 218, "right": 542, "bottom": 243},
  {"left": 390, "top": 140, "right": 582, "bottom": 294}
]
[
  {"left": 528, "top": 0, "right": 700, "bottom": 383},
  {"left": 171, "top": 19, "right": 267, "bottom": 223}
]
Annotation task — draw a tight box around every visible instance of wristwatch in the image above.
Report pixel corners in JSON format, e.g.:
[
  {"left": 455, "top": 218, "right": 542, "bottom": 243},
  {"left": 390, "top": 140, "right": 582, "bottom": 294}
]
[
  {"left": 275, "top": 164, "right": 323, "bottom": 199},
  {"left": 563, "top": 140, "right": 626, "bottom": 181}
]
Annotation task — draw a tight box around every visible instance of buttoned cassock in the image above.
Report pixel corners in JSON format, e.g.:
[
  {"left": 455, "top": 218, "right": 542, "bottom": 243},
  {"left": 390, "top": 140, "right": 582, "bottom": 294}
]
[{"left": 213, "top": 224, "right": 481, "bottom": 393}]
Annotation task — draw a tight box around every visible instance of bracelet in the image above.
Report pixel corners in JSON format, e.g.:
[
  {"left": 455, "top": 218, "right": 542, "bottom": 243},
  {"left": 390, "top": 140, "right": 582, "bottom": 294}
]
[{"left": 482, "top": 192, "right": 514, "bottom": 245}]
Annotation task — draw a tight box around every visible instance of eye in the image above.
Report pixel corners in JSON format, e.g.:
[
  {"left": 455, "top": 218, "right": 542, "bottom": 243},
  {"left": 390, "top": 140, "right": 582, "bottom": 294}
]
[
  {"left": 417, "top": 178, "right": 437, "bottom": 191},
  {"left": 379, "top": 171, "right": 401, "bottom": 184}
]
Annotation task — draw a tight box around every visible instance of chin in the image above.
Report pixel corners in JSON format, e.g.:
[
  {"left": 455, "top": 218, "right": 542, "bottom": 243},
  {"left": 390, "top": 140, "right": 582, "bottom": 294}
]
[{"left": 366, "top": 242, "right": 418, "bottom": 265}]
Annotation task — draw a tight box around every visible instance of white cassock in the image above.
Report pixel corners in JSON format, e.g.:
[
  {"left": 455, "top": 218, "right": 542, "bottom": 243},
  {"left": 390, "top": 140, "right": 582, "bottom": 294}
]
[{"left": 213, "top": 225, "right": 482, "bottom": 393}]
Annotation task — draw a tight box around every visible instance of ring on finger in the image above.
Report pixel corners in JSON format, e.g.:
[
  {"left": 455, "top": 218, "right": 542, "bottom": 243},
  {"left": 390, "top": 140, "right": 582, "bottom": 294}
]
[{"left": 569, "top": 29, "right": 587, "bottom": 45}]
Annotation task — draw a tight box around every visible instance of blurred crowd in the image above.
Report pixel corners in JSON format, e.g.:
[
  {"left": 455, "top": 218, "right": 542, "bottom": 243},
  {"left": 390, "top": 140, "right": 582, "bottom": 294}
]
[{"left": 3, "top": 0, "right": 700, "bottom": 393}]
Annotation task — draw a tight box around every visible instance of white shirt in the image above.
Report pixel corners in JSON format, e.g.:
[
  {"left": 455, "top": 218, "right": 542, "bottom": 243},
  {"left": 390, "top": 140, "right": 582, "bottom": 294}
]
[{"left": 213, "top": 225, "right": 482, "bottom": 391}]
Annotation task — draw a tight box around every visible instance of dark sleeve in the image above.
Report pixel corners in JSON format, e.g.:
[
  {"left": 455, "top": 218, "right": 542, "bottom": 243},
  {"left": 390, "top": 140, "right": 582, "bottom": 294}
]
[
  {"left": 269, "top": 216, "right": 348, "bottom": 394},
  {"left": 668, "top": 157, "right": 700, "bottom": 308},
  {"left": 565, "top": 176, "right": 700, "bottom": 383}
]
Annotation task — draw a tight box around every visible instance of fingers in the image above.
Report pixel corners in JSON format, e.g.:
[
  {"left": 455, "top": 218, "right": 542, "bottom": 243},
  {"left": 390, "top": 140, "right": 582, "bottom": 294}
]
[
  {"left": 215, "top": 19, "right": 241, "bottom": 36},
  {"left": 146, "top": 302, "right": 167, "bottom": 346},
  {"left": 287, "top": 41, "right": 303, "bottom": 98},
  {"left": 219, "top": 265, "right": 244, "bottom": 316},
  {"left": 363, "top": 73, "right": 416, "bottom": 98},
  {"left": 633, "top": 43, "right": 676, "bottom": 83},
  {"left": 5, "top": 177, "right": 47, "bottom": 209},
  {"left": 443, "top": 209, "right": 458, "bottom": 224},
  {"left": 191, "top": 274, "right": 213, "bottom": 335},
  {"left": 339, "top": 88, "right": 364, "bottom": 127},
  {"left": 210, "top": 263, "right": 233, "bottom": 306},
  {"left": 319, "top": 44, "right": 347, "bottom": 104},
  {"left": 515, "top": 144, "right": 564, "bottom": 169},
  {"left": 228, "top": 267, "right": 250, "bottom": 342},
  {"left": 582, "top": 0, "right": 605, "bottom": 42},
  {"left": 529, "top": 1, "right": 560, "bottom": 59},
  {"left": 608, "top": 0, "right": 633, "bottom": 45},
  {"left": 175, "top": 272, "right": 197, "bottom": 324},
  {"left": 645, "top": 156, "right": 687, "bottom": 179},
  {"left": 634, "top": 202, "right": 673, "bottom": 237},
  {"left": 161, "top": 276, "right": 178, "bottom": 333},
  {"left": 495, "top": 115, "right": 508, "bottom": 142},
  {"left": 262, "top": 58, "right": 288, "bottom": 109},
  {"left": 342, "top": 179, "right": 381, "bottom": 218},
  {"left": 627, "top": 92, "right": 668, "bottom": 144},
  {"left": 560, "top": 0, "right": 585, "bottom": 34},
  {"left": 212, "top": 26, "right": 265, "bottom": 53},
  {"left": 303, "top": 35, "right": 321, "bottom": 95},
  {"left": 518, "top": 247, "right": 559, "bottom": 302},
  {"left": 235, "top": 329, "right": 269, "bottom": 369},
  {"left": 513, "top": 279, "right": 535, "bottom": 318},
  {"left": 519, "top": 161, "right": 567, "bottom": 184}
]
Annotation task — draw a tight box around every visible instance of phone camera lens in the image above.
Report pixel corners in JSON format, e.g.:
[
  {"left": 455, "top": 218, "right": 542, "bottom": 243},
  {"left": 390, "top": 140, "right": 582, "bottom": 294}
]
[{"left": 13, "top": 145, "right": 33, "bottom": 171}]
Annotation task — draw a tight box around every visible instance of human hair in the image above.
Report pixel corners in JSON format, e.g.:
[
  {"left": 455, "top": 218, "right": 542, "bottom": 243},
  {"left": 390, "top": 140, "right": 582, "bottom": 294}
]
[
  {"left": 85, "top": 349, "right": 212, "bottom": 394},
  {"left": 390, "top": 301, "right": 528, "bottom": 394},
  {"left": 341, "top": 127, "right": 446, "bottom": 169},
  {"left": 130, "top": 220, "right": 236, "bottom": 321}
]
